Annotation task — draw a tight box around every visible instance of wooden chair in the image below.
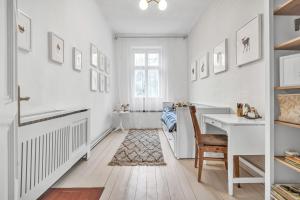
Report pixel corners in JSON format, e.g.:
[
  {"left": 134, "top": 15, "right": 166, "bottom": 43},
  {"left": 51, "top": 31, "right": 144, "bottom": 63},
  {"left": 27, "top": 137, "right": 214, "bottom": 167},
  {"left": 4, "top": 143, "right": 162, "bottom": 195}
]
[{"left": 189, "top": 106, "right": 240, "bottom": 184}]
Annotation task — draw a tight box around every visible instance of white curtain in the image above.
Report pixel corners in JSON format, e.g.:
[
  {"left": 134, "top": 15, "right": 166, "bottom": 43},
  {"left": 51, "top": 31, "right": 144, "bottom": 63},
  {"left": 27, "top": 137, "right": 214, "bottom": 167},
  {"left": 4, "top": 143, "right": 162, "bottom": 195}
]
[{"left": 115, "top": 37, "right": 187, "bottom": 112}]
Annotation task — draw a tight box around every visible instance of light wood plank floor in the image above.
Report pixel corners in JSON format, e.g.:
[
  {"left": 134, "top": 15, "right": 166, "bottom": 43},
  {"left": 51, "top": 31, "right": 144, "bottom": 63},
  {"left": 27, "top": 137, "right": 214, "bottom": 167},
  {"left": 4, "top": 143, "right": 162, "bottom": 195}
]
[{"left": 53, "top": 130, "right": 264, "bottom": 200}]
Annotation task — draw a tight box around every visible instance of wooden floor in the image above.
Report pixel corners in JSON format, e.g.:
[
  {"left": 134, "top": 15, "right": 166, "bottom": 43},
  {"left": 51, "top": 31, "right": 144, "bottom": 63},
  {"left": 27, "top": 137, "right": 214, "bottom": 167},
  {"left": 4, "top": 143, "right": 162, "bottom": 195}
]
[{"left": 53, "top": 130, "right": 264, "bottom": 200}]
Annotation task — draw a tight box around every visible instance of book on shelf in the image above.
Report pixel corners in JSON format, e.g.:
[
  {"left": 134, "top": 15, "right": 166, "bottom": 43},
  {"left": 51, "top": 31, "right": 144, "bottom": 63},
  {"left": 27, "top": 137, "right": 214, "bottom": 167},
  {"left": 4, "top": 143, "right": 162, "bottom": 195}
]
[
  {"left": 272, "top": 184, "right": 300, "bottom": 200},
  {"left": 284, "top": 156, "right": 300, "bottom": 169}
]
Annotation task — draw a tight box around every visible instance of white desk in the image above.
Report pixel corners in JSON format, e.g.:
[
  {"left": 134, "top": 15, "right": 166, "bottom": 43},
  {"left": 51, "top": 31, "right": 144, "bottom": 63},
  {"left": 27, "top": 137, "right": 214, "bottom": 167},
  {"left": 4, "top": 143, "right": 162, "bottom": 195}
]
[{"left": 202, "top": 114, "right": 265, "bottom": 196}]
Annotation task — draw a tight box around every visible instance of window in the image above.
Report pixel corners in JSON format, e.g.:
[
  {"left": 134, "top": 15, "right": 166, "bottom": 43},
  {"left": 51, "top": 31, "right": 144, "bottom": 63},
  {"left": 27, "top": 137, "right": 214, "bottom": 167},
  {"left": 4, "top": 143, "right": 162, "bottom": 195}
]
[{"left": 133, "top": 49, "right": 161, "bottom": 98}]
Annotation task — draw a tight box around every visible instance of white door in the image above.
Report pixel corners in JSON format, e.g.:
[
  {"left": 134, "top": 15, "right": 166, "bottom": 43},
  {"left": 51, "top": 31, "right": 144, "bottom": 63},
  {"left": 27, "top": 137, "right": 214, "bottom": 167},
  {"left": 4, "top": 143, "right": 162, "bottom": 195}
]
[{"left": 0, "top": 0, "right": 18, "bottom": 199}]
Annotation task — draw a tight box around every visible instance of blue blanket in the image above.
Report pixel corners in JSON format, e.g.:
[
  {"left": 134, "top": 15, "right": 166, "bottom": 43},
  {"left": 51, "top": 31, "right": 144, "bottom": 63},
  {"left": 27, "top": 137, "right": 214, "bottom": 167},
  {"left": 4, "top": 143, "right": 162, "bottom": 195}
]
[{"left": 161, "top": 107, "right": 177, "bottom": 132}]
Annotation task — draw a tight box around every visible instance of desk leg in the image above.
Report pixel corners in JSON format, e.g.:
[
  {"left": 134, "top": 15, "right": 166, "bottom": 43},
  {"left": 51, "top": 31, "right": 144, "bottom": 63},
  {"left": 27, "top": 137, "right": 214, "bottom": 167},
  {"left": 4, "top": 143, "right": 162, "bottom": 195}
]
[{"left": 228, "top": 153, "right": 234, "bottom": 196}]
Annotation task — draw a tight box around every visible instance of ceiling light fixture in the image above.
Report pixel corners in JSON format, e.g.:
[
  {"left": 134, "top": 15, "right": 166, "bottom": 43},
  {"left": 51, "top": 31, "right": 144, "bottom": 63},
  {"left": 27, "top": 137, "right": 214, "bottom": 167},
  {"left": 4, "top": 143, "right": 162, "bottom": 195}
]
[{"left": 139, "top": 0, "right": 168, "bottom": 11}]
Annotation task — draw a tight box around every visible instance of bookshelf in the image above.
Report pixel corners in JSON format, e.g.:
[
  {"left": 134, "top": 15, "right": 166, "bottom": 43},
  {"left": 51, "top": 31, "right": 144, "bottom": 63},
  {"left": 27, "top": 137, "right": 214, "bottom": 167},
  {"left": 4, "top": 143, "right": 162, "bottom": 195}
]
[
  {"left": 275, "top": 120, "right": 300, "bottom": 129},
  {"left": 274, "top": 85, "right": 300, "bottom": 90},
  {"left": 266, "top": 0, "right": 300, "bottom": 199},
  {"left": 275, "top": 36, "right": 300, "bottom": 50},
  {"left": 274, "top": 0, "right": 300, "bottom": 15}
]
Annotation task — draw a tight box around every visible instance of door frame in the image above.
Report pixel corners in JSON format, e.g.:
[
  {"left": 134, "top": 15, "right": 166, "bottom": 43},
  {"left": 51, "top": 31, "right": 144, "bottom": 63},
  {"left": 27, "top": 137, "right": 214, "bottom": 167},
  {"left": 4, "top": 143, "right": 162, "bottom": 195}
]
[{"left": 0, "top": 0, "right": 18, "bottom": 199}]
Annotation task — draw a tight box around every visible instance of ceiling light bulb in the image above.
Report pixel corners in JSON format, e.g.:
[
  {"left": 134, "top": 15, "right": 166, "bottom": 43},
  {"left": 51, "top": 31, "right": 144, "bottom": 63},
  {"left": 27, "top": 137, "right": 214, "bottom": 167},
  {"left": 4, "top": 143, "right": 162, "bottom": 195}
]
[
  {"left": 139, "top": 0, "right": 148, "bottom": 10},
  {"left": 158, "top": 0, "right": 167, "bottom": 11}
]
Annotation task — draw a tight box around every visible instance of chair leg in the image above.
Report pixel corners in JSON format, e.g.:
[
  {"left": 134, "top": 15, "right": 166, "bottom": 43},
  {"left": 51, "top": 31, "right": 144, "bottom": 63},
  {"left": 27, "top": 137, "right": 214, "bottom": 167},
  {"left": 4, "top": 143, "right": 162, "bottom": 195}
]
[
  {"left": 224, "top": 152, "right": 228, "bottom": 170},
  {"left": 234, "top": 156, "right": 241, "bottom": 188},
  {"left": 195, "top": 144, "right": 198, "bottom": 168},
  {"left": 197, "top": 149, "right": 204, "bottom": 182}
]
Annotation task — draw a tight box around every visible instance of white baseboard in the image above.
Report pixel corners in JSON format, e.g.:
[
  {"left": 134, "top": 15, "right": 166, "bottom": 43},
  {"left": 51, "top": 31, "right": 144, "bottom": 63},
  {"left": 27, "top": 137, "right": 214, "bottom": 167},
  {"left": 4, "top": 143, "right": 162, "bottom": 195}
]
[{"left": 91, "top": 128, "right": 114, "bottom": 149}]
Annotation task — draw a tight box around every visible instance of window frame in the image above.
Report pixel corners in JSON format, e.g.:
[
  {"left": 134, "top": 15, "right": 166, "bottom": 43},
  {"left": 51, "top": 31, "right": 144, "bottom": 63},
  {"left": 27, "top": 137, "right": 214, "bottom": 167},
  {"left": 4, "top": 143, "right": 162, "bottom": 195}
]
[{"left": 132, "top": 48, "right": 162, "bottom": 99}]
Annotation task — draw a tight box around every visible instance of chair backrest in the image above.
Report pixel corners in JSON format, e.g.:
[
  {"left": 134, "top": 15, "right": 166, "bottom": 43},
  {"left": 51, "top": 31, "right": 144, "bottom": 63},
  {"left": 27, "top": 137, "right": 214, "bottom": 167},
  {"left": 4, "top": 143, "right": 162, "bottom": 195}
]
[{"left": 189, "top": 106, "right": 202, "bottom": 145}]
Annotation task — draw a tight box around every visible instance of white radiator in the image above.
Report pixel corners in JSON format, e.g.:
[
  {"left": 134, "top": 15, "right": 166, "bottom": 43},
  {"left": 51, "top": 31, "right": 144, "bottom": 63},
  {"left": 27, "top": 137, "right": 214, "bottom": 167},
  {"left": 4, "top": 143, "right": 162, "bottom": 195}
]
[{"left": 18, "top": 109, "right": 90, "bottom": 200}]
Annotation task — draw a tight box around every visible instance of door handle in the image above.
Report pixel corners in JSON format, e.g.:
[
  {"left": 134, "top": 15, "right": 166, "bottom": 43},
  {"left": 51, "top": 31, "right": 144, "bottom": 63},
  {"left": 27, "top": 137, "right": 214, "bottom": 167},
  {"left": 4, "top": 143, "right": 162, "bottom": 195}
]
[
  {"left": 19, "top": 96, "right": 30, "bottom": 102},
  {"left": 18, "top": 86, "right": 30, "bottom": 126}
]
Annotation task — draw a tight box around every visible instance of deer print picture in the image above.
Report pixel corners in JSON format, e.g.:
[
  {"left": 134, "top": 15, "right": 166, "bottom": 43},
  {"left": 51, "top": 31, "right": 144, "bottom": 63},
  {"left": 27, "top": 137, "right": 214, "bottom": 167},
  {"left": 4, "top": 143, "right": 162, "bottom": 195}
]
[
  {"left": 242, "top": 37, "right": 250, "bottom": 53},
  {"left": 237, "top": 15, "right": 261, "bottom": 66}
]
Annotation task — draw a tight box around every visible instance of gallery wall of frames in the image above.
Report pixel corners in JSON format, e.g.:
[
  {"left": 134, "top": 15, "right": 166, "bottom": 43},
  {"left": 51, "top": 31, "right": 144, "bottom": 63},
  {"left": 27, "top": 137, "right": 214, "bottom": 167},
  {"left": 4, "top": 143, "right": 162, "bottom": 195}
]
[{"left": 17, "top": 9, "right": 111, "bottom": 94}]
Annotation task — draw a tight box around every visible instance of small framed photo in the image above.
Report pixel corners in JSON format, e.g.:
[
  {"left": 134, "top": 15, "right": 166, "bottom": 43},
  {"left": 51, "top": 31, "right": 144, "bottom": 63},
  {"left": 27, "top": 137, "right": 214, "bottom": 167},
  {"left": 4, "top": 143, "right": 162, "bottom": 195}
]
[
  {"left": 198, "top": 53, "right": 209, "bottom": 79},
  {"left": 105, "top": 75, "right": 110, "bottom": 93},
  {"left": 105, "top": 58, "right": 111, "bottom": 74},
  {"left": 90, "top": 69, "right": 98, "bottom": 92},
  {"left": 191, "top": 60, "right": 197, "bottom": 81},
  {"left": 99, "top": 73, "right": 105, "bottom": 93},
  {"left": 90, "top": 44, "right": 98, "bottom": 67},
  {"left": 17, "top": 10, "right": 32, "bottom": 52},
  {"left": 48, "top": 32, "right": 64, "bottom": 64},
  {"left": 73, "top": 47, "right": 82, "bottom": 71},
  {"left": 213, "top": 39, "right": 227, "bottom": 74},
  {"left": 99, "top": 52, "right": 106, "bottom": 71},
  {"left": 236, "top": 15, "right": 262, "bottom": 66}
]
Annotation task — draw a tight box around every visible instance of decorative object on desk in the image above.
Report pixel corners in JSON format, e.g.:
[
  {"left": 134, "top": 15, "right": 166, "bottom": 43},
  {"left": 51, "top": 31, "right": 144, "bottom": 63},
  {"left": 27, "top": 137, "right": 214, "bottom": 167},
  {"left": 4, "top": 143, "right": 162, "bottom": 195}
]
[
  {"left": 242, "top": 103, "right": 262, "bottom": 119},
  {"left": 90, "top": 69, "right": 98, "bottom": 92},
  {"left": 190, "top": 60, "right": 197, "bottom": 81},
  {"left": 72, "top": 47, "right": 82, "bottom": 71},
  {"left": 121, "top": 104, "right": 130, "bottom": 112},
  {"left": 272, "top": 184, "right": 300, "bottom": 200},
  {"left": 236, "top": 15, "right": 262, "bottom": 66},
  {"left": 90, "top": 43, "right": 98, "bottom": 68},
  {"left": 277, "top": 94, "right": 300, "bottom": 125},
  {"left": 48, "top": 32, "right": 64, "bottom": 64},
  {"left": 198, "top": 53, "right": 209, "bottom": 79},
  {"left": 280, "top": 53, "right": 300, "bottom": 87},
  {"left": 245, "top": 107, "right": 262, "bottom": 119},
  {"left": 213, "top": 39, "right": 227, "bottom": 74},
  {"left": 237, "top": 103, "right": 244, "bottom": 117},
  {"left": 17, "top": 10, "right": 32, "bottom": 52},
  {"left": 99, "top": 73, "right": 105, "bottom": 92}
]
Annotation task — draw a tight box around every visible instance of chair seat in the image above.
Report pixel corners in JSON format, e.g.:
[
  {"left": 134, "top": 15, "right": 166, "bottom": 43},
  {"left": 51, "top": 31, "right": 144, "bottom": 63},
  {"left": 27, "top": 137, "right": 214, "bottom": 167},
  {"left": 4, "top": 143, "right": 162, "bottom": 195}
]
[{"left": 200, "top": 134, "right": 228, "bottom": 146}]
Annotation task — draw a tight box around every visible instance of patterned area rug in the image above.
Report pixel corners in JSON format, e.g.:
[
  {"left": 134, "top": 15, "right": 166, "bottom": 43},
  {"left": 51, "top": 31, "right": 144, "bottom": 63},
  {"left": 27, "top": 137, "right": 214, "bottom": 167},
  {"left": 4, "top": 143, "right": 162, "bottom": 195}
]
[{"left": 109, "top": 129, "right": 166, "bottom": 166}]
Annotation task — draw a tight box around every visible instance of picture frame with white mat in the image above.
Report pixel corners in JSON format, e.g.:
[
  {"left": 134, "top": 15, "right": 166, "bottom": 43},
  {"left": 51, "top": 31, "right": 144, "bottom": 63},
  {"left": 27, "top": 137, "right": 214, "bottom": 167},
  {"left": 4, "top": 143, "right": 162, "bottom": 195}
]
[
  {"left": 236, "top": 15, "right": 262, "bottom": 66},
  {"left": 213, "top": 39, "right": 227, "bottom": 74},
  {"left": 17, "top": 9, "right": 32, "bottom": 52}
]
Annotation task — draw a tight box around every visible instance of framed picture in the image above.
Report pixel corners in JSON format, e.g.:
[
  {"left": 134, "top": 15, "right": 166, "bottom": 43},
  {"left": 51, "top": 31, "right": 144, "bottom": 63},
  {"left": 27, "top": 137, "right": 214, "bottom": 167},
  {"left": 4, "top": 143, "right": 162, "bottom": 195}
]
[
  {"left": 99, "top": 52, "right": 106, "bottom": 71},
  {"left": 213, "top": 39, "right": 227, "bottom": 74},
  {"left": 48, "top": 32, "right": 64, "bottom": 64},
  {"left": 105, "top": 75, "right": 110, "bottom": 93},
  {"left": 105, "top": 58, "right": 111, "bottom": 74},
  {"left": 90, "top": 69, "right": 98, "bottom": 92},
  {"left": 73, "top": 47, "right": 82, "bottom": 71},
  {"left": 90, "top": 44, "right": 98, "bottom": 67},
  {"left": 198, "top": 53, "right": 209, "bottom": 79},
  {"left": 99, "top": 73, "right": 105, "bottom": 92},
  {"left": 190, "top": 60, "right": 197, "bottom": 81},
  {"left": 17, "top": 10, "right": 32, "bottom": 52},
  {"left": 236, "top": 15, "right": 262, "bottom": 66}
]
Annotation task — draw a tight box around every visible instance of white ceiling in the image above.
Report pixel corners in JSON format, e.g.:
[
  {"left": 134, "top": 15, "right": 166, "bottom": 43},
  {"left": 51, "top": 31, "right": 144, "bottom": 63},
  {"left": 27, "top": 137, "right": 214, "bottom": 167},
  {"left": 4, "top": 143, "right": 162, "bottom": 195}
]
[{"left": 96, "top": 0, "right": 214, "bottom": 35}]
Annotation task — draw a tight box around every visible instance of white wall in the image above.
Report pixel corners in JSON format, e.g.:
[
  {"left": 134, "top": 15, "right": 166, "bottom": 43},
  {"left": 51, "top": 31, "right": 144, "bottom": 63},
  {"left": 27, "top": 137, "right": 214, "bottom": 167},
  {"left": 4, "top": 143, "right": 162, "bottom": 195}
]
[
  {"left": 115, "top": 38, "right": 188, "bottom": 107},
  {"left": 188, "top": 0, "right": 265, "bottom": 114},
  {"left": 18, "top": 0, "right": 115, "bottom": 141}
]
